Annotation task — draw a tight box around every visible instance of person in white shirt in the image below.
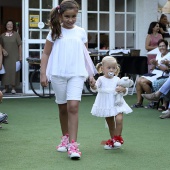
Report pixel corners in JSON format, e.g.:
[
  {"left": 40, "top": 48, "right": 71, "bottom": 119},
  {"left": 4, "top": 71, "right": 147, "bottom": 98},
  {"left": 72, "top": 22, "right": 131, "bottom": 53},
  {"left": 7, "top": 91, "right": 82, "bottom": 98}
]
[{"left": 40, "top": 0, "right": 96, "bottom": 160}]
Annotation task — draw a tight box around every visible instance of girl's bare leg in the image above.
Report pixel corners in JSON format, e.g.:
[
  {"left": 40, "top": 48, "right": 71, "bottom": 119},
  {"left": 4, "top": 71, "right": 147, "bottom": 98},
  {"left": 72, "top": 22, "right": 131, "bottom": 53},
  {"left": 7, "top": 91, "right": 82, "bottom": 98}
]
[
  {"left": 58, "top": 103, "right": 68, "bottom": 136},
  {"left": 67, "top": 100, "right": 79, "bottom": 142},
  {"left": 105, "top": 116, "right": 115, "bottom": 138}
]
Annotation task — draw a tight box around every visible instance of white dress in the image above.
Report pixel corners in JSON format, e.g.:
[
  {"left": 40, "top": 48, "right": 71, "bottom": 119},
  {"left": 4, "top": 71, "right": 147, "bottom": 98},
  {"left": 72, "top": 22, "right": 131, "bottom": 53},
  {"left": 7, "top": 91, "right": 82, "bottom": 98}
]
[
  {"left": 46, "top": 25, "right": 97, "bottom": 80},
  {"left": 91, "top": 76, "right": 133, "bottom": 117},
  {"left": 142, "top": 52, "right": 170, "bottom": 83}
]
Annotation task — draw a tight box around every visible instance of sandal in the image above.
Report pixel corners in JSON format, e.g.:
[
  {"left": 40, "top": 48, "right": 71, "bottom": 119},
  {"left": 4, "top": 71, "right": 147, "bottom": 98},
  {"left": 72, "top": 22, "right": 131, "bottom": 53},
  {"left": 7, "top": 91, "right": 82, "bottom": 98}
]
[
  {"left": 144, "top": 101, "right": 157, "bottom": 109},
  {"left": 158, "top": 106, "right": 166, "bottom": 111},
  {"left": 131, "top": 103, "right": 144, "bottom": 108}
]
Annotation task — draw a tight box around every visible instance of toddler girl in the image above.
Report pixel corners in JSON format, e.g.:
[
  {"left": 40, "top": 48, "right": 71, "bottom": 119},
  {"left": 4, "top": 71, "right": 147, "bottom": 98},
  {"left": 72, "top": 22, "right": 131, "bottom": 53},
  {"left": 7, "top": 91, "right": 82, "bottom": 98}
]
[{"left": 90, "top": 56, "right": 132, "bottom": 149}]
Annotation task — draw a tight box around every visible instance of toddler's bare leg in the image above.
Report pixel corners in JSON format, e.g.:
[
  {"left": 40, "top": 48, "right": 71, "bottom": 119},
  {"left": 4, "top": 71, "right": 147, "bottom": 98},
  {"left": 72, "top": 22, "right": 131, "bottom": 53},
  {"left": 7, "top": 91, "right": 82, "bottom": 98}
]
[
  {"left": 105, "top": 116, "right": 115, "bottom": 138},
  {"left": 114, "top": 113, "right": 123, "bottom": 136}
]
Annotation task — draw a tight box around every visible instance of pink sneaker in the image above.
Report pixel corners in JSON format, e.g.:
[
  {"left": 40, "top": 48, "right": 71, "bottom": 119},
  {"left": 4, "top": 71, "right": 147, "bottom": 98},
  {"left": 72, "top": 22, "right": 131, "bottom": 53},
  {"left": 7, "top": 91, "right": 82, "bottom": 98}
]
[
  {"left": 56, "top": 134, "right": 69, "bottom": 152},
  {"left": 68, "top": 140, "right": 81, "bottom": 159}
]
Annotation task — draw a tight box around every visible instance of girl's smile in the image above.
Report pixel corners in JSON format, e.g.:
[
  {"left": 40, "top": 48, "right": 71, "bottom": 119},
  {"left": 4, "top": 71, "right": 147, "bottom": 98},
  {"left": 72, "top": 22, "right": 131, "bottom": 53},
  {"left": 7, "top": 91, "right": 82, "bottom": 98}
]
[{"left": 61, "top": 9, "right": 78, "bottom": 29}]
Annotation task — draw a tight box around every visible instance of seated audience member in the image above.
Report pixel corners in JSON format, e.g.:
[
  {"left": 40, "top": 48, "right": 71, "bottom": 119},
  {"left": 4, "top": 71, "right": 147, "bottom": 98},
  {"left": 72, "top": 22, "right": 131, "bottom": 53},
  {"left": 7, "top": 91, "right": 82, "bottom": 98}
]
[
  {"left": 159, "top": 14, "right": 169, "bottom": 38},
  {"left": 0, "top": 90, "right": 8, "bottom": 128},
  {"left": 132, "top": 39, "right": 170, "bottom": 108},
  {"left": 145, "top": 22, "right": 163, "bottom": 51},
  {"left": 142, "top": 77, "right": 170, "bottom": 119},
  {"left": 0, "top": 112, "right": 8, "bottom": 128}
]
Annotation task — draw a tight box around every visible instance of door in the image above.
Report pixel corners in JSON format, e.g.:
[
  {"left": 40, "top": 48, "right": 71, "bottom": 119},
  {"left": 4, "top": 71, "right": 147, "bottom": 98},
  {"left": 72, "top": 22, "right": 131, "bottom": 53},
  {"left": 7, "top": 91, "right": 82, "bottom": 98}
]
[{"left": 23, "top": 0, "right": 56, "bottom": 94}]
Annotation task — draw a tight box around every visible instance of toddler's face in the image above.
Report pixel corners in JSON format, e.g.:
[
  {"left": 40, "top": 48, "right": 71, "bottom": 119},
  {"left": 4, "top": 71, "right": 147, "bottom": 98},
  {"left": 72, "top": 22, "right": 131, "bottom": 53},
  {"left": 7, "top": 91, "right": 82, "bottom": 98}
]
[{"left": 102, "top": 61, "right": 117, "bottom": 78}]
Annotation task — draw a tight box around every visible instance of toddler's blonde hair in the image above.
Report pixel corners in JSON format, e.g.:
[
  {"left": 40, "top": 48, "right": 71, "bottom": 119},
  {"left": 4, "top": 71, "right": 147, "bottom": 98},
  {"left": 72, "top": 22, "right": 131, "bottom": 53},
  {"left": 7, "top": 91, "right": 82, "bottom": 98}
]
[
  {"left": 96, "top": 62, "right": 102, "bottom": 73},
  {"left": 101, "top": 56, "right": 120, "bottom": 76}
]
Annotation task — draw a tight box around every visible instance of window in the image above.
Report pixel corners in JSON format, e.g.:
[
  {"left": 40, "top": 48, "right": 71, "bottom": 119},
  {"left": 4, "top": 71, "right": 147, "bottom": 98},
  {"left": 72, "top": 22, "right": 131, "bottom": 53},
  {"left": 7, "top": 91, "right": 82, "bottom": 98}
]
[
  {"left": 87, "top": 0, "right": 110, "bottom": 51},
  {"left": 28, "top": 0, "right": 52, "bottom": 39},
  {"left": 115, "top": 0, "right": 136, "bottom": 49},
  {"left": 87, "top": 0, "right": 136, "bottom": 50},
  {"left": 27, "top": 0, "right": 53, "bottom": 91}
]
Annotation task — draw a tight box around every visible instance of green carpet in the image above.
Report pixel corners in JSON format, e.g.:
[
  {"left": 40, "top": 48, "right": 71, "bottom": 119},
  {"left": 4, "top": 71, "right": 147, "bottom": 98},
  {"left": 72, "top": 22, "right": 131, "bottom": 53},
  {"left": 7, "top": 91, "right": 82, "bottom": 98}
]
[{"left": 0, "top": 95, "right": 170, "bottom": 170}]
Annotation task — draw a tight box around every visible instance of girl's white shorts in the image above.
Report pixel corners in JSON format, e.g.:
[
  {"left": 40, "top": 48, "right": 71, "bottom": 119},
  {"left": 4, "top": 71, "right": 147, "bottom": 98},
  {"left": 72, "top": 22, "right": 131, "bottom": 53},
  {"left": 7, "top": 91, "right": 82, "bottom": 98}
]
[{"left": 51, "top": 76, "right": 85, "bottom": 104}]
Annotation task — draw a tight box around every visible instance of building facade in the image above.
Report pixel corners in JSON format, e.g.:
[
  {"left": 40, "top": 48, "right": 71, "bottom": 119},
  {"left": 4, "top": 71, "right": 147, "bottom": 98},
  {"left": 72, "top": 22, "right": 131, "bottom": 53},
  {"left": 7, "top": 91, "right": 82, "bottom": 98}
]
[{"left": 0, "top": 0, "right": 166, "bottom": 94}]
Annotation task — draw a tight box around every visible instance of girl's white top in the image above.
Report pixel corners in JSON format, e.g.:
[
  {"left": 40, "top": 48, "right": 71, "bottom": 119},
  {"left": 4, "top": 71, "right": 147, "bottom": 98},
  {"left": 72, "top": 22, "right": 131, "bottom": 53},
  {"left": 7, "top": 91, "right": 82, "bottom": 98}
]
[
  {"left": 91, "top": 76, "right": 132, "bottom": 117},
  {"left": 142, "top": 52, "right": 170, "bottom": 83},
  {"left": 46, "top": 25, "right": 90, "bottom": 79}
]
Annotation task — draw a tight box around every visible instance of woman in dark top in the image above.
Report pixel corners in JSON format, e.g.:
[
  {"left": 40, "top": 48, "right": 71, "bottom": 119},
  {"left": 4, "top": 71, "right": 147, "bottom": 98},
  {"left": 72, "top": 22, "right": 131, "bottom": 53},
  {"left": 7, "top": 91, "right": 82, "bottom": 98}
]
[{"left": 159, "top": 14, "right": 169, "bottom": 38}]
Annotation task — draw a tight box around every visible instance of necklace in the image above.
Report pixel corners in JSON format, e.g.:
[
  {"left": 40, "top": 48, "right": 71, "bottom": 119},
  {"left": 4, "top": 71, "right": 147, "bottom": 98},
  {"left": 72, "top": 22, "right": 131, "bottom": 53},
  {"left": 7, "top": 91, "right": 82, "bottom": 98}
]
[{"left": 5, "top": 31, "right": 13, "bottom": 37}]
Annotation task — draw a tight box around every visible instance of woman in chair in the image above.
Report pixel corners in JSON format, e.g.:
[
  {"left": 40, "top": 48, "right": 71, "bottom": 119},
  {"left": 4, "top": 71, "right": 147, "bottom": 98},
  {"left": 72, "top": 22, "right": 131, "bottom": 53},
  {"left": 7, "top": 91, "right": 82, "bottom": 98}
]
[{"left": 132, "top": 39, "right": 170, "bottom": 108}]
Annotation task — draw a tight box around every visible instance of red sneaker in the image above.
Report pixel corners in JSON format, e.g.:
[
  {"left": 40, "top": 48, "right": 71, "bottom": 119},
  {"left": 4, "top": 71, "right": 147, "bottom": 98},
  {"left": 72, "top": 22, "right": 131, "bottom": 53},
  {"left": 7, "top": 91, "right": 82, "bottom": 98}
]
[
  {"left": 117, "top": 136, "right": 124, "bottom": 144},
  {"left": 104, "top": 139, "right": 121, "bottom": 150},
  {"left": 113, "top": 135, "right": 124, "bottom": 145}
]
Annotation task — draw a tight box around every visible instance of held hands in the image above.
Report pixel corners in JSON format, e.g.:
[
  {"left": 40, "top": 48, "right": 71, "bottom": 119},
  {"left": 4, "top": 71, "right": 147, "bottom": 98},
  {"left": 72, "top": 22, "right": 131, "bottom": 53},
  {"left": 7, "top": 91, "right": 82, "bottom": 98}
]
[{"left": 89, "top": 76, "right": 96, "bottom": 89}]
